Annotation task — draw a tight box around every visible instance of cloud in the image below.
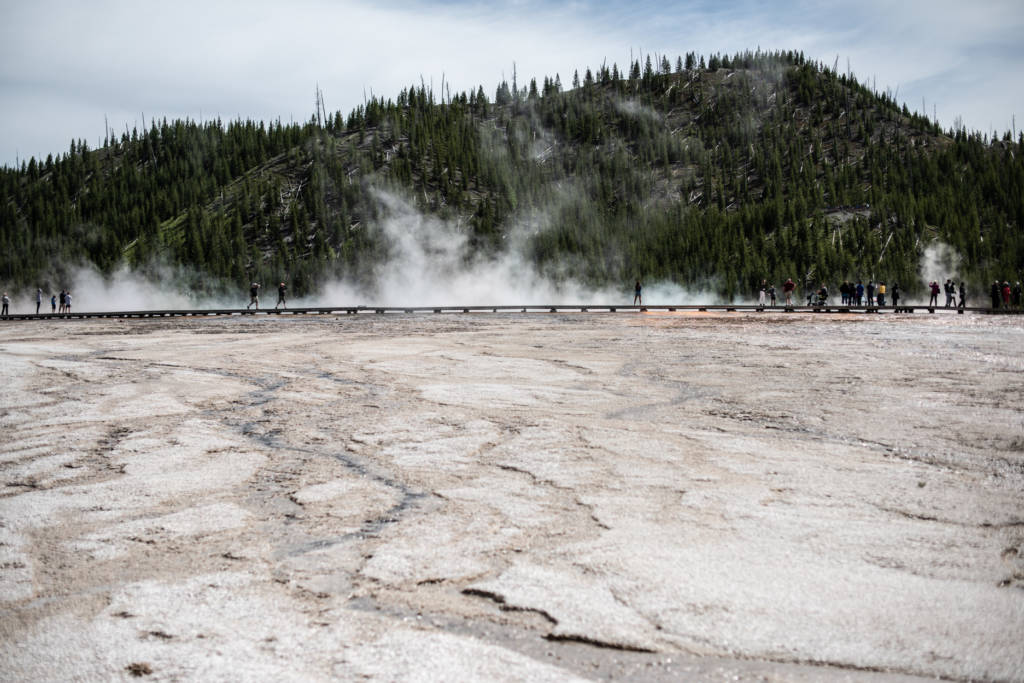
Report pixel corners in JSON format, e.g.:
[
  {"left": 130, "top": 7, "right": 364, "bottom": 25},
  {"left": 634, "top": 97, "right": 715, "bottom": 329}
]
[{"left": 2, "top": 0, "right": 1022, "bottom": 167}]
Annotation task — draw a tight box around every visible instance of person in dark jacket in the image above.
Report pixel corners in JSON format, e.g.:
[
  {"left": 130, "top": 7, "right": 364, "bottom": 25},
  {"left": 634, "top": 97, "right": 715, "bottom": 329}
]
[{"left": 247, "top": 282, "right": 261, "bottom": 310}]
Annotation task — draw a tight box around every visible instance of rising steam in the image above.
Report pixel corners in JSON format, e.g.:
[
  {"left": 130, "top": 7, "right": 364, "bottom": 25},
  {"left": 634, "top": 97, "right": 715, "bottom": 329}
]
[
  {"left": 312, "top": 188, "right": 709, "bottom": 307},
  {"left": 22, "top": 186, "right": 716, "bottom": 312}
]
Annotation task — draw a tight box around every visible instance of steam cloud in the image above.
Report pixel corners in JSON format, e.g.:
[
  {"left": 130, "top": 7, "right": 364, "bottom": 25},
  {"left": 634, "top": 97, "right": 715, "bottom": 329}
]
[
  {"left": 17, "top": 264, "right": 218, "bottom": 313},
  {"left": 312, "top": 188, "right": 707, "bottom": 308},
  {"left": 19, "top": 187, "right": 714, "bottom": 313},
  {"left": 915, "top": 240, "right": 963, "bottom": 303}
]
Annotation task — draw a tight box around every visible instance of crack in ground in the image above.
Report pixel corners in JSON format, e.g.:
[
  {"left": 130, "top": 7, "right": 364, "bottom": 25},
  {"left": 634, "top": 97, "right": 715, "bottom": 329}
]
[
  {"left": 874, "top": 503, "right": 1024, "bottom": 529},
  {"left": 543, "top": 632, "right": 657, "bottom": 653},
  {"left": 461, "top": 587, "right": 558, "bottom": 624},
  {"left": 201, "top": 368, "right": 429, "bottom": 556}
]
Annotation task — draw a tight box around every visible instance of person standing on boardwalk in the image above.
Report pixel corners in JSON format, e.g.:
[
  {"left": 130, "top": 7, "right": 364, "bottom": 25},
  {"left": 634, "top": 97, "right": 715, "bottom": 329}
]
[
  {"left": 1002, "top": 281, "right": 1011, "bottom": 308},
  {"left": 50, "top": 294, "right": 56, "bottom": 313},
  {"left": 877, "top": 282, "right": 886, "bottom": 306},
  {"left": 757, "top": 279, "right": 767, "bottom": 307},
  {"left": 855, "top": 281, "right": 865, "bottom": 306},
  {"left": 276, "top": 282, "right": 287, "bottom": 309},
  {"left": 768, "top": 283, "right": 777, "bottom": 307},
  {"left": 36, "top": 288, "right": 42, "bottom": 314},
  {"left": 247, "top": 282, "right": 261, "bottom": 310},
  {"left": 58, "top": 290, "right": 66, "bottom": 314},
  {"left": 64, "top": 292, "right": 72, "bottom": 312},
  {"left": 892, "top": 283, "right": 901, "bottom": 309},
  {"left": 1, "top": 292, "right": 9, "bottom": 316},
  {"left": 782, "top": 278, "right": 795, "bottom": 306},
  {"left": 944, "top": 279, "right": 955, "bottom": 308},
  {"left": 866, "top": 281, "right": 875, "bottom": 305},
  {"left": 1012, "top": 282, "right": 1022, "bottom": 309},
  {"left": 958, "top": 282, "right": 966, "bottom": 309},
  {"left": 990, "top": 281, "right": 1001, "bottom": 309},
  {"left": 928, "top": 281, "right": 940, "bottom": 307},
  {"left": 633, "top": 281, "right": 642, "bottom": 306}
]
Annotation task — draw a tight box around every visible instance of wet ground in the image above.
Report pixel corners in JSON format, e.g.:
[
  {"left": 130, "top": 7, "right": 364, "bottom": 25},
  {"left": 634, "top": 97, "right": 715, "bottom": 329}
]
[{"left": 1, "top": 311, "right": 1022, "bottom": 681}]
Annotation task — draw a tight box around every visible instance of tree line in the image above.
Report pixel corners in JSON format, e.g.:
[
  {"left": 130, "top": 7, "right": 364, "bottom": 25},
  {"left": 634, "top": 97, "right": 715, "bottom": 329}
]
[{"left": 2, "top": 49, "right": 1021, "bottom": 300}]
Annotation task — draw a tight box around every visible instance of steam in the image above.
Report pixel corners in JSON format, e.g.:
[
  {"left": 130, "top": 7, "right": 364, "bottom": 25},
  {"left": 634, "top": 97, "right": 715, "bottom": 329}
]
[
  {"left": 613, "top": 98, "right": 663, "bottom": 124},
  {"left": 29, "top": 262, "right": 241, "bottom": 313},
  {"left": 311, "top": 188, "right": 716, "bottom": 308},
  {"left": 314, "top": 189, "right": 621, "bottom": 306},
  {"left": 22, "top": 187, "right": 718, "bottom": 313},
  {"left": 917, "top": 241, "right": 963, "bottom": 302}
]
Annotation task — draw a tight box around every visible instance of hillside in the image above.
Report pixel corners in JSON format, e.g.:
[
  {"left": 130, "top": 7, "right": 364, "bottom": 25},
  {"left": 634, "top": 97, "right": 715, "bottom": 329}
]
[{"left": 2, "top": 50, "right": 1022, "bottom": 300}]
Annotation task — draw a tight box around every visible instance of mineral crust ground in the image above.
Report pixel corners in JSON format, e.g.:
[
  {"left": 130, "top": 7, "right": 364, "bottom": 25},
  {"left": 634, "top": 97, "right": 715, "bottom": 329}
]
[{"left": 1, "top": 312, "right": 1022, "bottom": 681}]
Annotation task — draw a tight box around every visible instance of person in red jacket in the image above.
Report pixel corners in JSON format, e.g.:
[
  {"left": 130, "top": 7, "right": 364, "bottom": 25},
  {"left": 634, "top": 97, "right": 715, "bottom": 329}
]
[
  {"left": 929, "top": 281, "right": 940, "bottom": 306},
  {"left": 782, "top": 278, "right": 796, "bottom": 306}
]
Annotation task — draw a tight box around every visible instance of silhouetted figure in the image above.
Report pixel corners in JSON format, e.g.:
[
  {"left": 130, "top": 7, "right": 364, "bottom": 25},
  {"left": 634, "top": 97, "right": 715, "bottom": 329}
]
[
  {"left": 958, "top": 282, "right": 966, "bottom": 309},
  {"left": 633, "top": 281, "right": 642, "bottom": 306},
  {"left": 1, "top": 293, "right": 8, "bottom": 316},
  {"left": 36, "top": 288, "right": 42, "bottom": 314},
  {"left": 247, "top": 282, "right": 261, "bottom": 310},
  {"left": 928, "top": 281, "right": 939, "bottom": 307},
  {"left": 276, "top": 282, "right": 287, "bottom": 309},
  {"left": 892, "top": 283, "right": 901, "bottom": 309},
  {"left": 866, "top": 281, "right": 876, "bottom": 305},
  {"left": 991, "top": 281, "right": 1001, "bottom": 309},
  {"left": 50, "top": 294, "right": 56, "bottom": 313},
  {"left": 944, "top": 279, "right": 955, "bottom": 308}
]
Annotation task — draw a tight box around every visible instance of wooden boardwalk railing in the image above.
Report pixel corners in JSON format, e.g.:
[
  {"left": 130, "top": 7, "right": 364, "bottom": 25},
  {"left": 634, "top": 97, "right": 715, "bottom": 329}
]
[{"left": 1, "top": 304, "right": 1020, "bottom": 321}]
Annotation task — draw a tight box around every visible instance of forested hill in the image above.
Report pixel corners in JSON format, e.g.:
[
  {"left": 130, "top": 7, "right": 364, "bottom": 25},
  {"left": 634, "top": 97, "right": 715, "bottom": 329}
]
[{"left": 2, "top": 50, "right": 1022, "bottom": 299}]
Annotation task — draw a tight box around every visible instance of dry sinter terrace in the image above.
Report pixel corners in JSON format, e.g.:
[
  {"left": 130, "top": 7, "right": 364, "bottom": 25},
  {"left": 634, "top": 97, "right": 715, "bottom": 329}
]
[{"left": 1, "top": 311, "right": 1022, "bottom": 681}]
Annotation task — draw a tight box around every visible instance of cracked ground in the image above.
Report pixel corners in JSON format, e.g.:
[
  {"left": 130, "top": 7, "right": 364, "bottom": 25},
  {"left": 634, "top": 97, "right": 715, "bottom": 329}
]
[{"left": 0, "top": 312, "right": 1022, "bottom": 681}]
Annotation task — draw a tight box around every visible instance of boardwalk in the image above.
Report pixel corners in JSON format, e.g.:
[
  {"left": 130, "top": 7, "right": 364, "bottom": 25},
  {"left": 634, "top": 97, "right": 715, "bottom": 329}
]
[{"left": 1, "top": 303, "right": 1019, "bottom": 320}]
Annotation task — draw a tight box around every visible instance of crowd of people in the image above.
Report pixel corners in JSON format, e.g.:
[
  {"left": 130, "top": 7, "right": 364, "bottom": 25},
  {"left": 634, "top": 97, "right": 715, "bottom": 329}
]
[
  {"left": 1, "top": 288, "right": 73, "bottom": 316},
  {"left": 755, "top": 277, "right": 1022, "bottom": 310},
  {"left": 990, "top": 280, "right": 1023, "bottom": 309}
]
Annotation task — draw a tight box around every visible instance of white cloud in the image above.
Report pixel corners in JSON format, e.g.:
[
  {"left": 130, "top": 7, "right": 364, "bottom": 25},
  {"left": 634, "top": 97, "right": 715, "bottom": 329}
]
[{"left": 1, "top": 0, "right": 1022, "bottom": 166}]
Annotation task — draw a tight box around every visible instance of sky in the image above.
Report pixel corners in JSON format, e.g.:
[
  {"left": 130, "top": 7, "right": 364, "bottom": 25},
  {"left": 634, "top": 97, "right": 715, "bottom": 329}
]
[{"left": 1, "top": 0, "right": 1023, "bottom": 168}]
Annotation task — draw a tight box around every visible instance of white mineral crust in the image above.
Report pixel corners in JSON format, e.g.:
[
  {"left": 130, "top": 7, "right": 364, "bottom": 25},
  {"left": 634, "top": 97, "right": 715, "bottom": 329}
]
[{"left": 0, "top": 312, "right": 1021, "bottom": 681}]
